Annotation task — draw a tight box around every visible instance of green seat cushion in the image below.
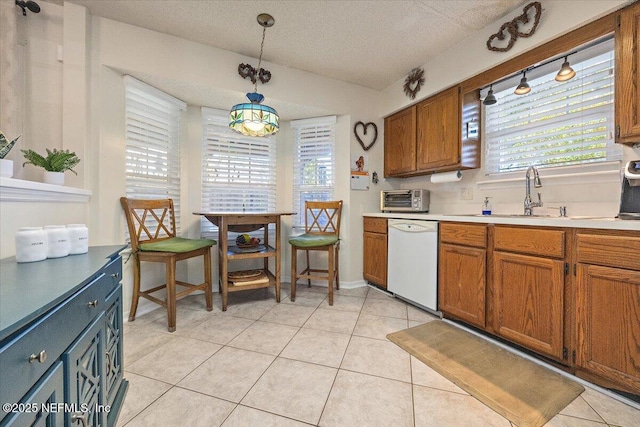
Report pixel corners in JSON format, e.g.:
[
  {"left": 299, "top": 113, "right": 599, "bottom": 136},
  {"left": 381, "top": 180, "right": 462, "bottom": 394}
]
[
  {"left": 289, "top": 233, "right": 339, "bottom": 248},
  {"left": 139, "top": 237, "right": 216, "bottom": 253}
]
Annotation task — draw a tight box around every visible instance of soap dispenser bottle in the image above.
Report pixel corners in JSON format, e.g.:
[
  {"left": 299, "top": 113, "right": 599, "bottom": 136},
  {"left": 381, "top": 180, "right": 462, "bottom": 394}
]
[{"left": 482, "top": 197, "right": 492, "bottom": 215}]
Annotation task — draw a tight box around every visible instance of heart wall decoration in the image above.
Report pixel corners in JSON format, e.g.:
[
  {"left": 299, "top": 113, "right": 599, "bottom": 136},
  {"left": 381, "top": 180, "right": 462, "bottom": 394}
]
[
  {"left": 354, "top": 121, "right": 378, "bottom": 151},
  {"left": 487, "top": 2, "right": 542, "bottom": 52},
  {"left": 403, "top": 68, "right": 425, "bottom": 100}
]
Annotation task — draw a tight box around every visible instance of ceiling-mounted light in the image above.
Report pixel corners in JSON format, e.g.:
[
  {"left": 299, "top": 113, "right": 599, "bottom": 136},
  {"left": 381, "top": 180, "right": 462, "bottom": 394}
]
[
  {"left": 514, "top": 71, "right": 531, "bottom": 95},
  {"left": 483, "top": 84, "right": 497, "bottom": 105},
  {"left": 555, "top": 56, "right": 576, "bottom": 82},
  {"left": 229, "top": 13, "right": 280, "bottom": 137}
]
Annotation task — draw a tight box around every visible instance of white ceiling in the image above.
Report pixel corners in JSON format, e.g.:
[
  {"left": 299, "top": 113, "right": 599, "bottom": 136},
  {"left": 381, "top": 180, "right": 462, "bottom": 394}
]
[{"left": 67, "top": 0, "right": 525, "bottom": 91}]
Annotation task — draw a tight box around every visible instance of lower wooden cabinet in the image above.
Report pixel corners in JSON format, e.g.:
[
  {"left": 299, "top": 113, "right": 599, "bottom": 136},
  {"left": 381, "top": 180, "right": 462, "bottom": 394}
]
[
  {"left": 493, "top": 251, "right": 565, "bottom": 360},
  {"left": 575, "top": 231, "right": 640, "bottom": 395},
  {"left": 439, "top": 243, "right": 486, "bottom": 328},
  {"left": 363, "top": 217, "right": 387, "bottom": 288}
]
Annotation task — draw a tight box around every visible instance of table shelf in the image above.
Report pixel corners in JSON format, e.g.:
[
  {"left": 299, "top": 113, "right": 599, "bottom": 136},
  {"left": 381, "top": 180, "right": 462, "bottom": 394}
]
[{"left": 226, "top": 270, "right": 276, "bottom": 292}]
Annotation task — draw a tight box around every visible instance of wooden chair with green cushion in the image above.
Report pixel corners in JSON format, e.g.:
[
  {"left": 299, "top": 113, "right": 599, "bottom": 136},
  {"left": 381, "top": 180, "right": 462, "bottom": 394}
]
[
  {"left": 289, "top": 200, "right": 343, "bottom": 305},
  {"left": 120, "top": 197, "right": 216, "bottom": 332}
]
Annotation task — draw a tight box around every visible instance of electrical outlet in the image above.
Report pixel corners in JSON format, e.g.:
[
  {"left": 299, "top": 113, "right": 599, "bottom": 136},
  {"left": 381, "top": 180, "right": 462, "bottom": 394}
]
[{"left": 461, "top": 188, "right": 473, "bottom": 200}]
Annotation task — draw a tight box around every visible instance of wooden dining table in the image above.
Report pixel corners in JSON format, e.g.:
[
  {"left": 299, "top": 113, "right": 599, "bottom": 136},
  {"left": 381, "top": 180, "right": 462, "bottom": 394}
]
[{"left": 194, "top": 211, "right": 294, "bottom": 311}]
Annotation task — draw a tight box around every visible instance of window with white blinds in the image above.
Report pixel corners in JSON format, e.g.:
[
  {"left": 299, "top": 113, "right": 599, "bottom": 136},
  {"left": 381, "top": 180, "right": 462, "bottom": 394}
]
[
  {"left": 201, "top": 107, "right": 277, "bottom": 237},
  {"left": 124, "top": 76, "right": 186, "bottom": 232},
  {"left": 291, "top": 116, "right": 336, "bottom": 227},
  {"left": 484, "top": 38, "right": 621, "bottom": 175}
]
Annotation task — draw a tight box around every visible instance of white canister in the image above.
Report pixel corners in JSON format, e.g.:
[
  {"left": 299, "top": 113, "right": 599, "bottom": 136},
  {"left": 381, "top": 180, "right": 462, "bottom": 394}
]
[
  {"left": 44, "top": 225, "right": 70, "bottom": 258},
  {"left": 15, "top": 227, "right": 48, "bottom": 263},
  {"left": 67, "top": 224, "right": 89, "bottom": 255}
]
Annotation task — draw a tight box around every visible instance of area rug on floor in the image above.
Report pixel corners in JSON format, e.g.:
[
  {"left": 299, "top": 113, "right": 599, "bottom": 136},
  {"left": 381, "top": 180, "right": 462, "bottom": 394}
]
[{"left": 387, "top": 321, "right": 584, "bottom": 427}]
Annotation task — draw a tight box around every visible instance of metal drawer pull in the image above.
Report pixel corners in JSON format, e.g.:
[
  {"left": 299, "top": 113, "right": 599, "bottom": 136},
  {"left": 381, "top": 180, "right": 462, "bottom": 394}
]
[
  {"left": 88, "top": 299, "right": 99, "bottom": 308},
  {"left": 111, "top": 272, "right": 120, "bottom": 279},
  {"left": 71, "top": 413, "right": 88, "bottom": 427},
  {"left": 28, "top": 350, "right": 47, "bottom": 363}
]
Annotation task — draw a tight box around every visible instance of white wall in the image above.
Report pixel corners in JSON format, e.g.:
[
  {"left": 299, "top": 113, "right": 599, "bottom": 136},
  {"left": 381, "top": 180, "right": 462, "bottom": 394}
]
[{"left": 379, "top": 0, "right": 640, "bottom": 218}]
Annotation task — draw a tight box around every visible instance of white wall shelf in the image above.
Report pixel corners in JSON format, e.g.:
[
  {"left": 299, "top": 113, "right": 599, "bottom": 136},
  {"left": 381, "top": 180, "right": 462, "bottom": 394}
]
[{"left": 0, "top": 177, "right": 91, "bottom": 203}]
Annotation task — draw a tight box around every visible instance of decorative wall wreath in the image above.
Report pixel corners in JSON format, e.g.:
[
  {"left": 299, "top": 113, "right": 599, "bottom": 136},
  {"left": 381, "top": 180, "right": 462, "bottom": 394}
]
[
  {"left": 237, "top": 63, "right": 272, "bottom": 84},
  {"left": 403, "top": 68, "right": 425, "bottom": 100},
  {"left": 354, "top": 121, "right": 378, "bottom": 151},
  {"left": 487, "top": 2, "right": 542, "bottom": 52}
]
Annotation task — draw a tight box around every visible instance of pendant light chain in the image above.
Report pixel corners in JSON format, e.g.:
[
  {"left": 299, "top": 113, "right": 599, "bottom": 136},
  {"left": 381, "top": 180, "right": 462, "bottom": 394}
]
[{"left": 255, "top": 27, "right": 266, "bottom": 93}]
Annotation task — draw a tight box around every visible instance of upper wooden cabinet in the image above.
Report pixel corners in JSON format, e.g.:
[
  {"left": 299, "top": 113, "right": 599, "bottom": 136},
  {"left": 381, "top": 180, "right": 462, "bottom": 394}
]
[
  {"left": 384, "top": 107, "right": 416, "bottom": 176},
  {"left": 616, "top": 1, "right": 640, "bottom": 144},
  {"left": 416, "top": 87, "right": 460, "bottom": 171},
  {"left": 384, "top": 86, "right": 480, "bottom": 178}
]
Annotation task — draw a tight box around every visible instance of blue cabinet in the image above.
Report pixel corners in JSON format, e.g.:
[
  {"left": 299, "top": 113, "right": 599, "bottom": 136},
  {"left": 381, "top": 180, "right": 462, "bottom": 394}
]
[{"left": 0, "top": 246, "right": 128, "bottom": 427}]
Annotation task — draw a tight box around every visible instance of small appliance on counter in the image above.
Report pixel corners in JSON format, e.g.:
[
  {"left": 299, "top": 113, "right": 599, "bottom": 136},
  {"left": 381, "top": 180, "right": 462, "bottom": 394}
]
[
  {"left": 618, "top": 160, "right": 640, "bottom": 220},
  {"left": 380, "top": 189, "right": 430, "bottom": 212}
]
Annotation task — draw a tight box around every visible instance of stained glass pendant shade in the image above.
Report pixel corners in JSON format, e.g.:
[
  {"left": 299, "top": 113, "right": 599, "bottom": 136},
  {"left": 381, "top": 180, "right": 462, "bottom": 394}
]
[
  {"left": 229, "top": 92, "right": 279, "bottom": 137},
  {"left": 229, "top": 13, "right": 279, "bottom": 137}
]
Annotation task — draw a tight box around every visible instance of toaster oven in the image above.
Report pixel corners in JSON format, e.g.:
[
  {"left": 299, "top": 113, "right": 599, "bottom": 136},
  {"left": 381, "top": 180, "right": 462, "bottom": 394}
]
[{"left": 380, "top": 189, "right": 430, "bottom": 212}]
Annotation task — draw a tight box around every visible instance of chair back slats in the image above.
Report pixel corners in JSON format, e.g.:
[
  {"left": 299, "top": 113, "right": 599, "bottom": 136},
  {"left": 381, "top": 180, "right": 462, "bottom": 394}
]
[
  {"left": 120, "top": 198, "right": 177, "bottom": 251},
  {"left": 305, "top": 201, "right": 343, "bottom": 236}
]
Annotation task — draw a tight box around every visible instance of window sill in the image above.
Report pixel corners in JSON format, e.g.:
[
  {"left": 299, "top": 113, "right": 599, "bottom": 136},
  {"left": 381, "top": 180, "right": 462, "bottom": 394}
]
[
  {"left": 477, "top": 163, "right": 621, "bottom": 190},
  {"left": 0, "top": 177, "right": 92, "bottom": 203}
]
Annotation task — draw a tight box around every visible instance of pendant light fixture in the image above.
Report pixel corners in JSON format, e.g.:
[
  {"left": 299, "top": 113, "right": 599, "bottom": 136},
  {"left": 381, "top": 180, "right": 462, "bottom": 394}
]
[
  {"left": 483, "top": 84, "right": 497, "bottom": 105},
  {"left": 555, "top": 55, "right": 576, "bottom": 82},
  {"left": 229, "top": 13, "right": 279, "bottom": 137},
  {"left": 514, "top": 71, "right": 531, "bottom": 95}
]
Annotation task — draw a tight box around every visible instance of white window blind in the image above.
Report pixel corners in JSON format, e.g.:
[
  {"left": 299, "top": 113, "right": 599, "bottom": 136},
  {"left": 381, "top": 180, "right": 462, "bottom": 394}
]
[
  {"left": 484, "top": 38, "right": 621, "bottom": 175},
  {"left": 291, "top": 116, "right": 336, "bottom": 227},
  {"left": 201, "top": 107, "right": 277, "bottom": 237},
  {"left": 124, "top": 76, "right": 185, "bottom": 233}
]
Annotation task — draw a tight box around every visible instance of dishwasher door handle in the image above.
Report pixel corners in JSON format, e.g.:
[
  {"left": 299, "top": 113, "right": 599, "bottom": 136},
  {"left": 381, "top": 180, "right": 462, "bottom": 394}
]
[{"left": 388, "top": 221, "right": 437, "bottom": 233}]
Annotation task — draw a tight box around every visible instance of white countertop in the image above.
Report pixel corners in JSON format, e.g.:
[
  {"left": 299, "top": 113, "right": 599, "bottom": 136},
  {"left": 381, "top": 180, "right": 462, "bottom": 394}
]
[{"left": 363, "top": 212, "right": 640, "bottom": 231}]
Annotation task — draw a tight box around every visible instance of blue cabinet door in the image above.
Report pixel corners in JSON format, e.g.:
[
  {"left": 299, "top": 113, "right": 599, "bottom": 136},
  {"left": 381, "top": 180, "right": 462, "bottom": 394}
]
[
  {"left": 64, "top": 314, "right": 106, "bottom": 427},
  {"left": 104, "top": 285, "right": 123, "bottom": 408}
]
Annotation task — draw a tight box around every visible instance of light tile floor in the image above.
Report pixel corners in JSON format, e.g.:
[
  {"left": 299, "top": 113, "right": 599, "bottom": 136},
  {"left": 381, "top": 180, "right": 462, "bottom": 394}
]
[{"left": 118, "top": 285, "right": 640, "bottom": 427}]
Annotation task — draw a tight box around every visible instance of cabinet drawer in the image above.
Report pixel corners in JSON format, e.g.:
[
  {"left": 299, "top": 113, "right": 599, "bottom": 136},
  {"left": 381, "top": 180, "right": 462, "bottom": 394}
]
[
  {"left": 0, "top": 273, "right": 113, "bottom": 408},
  {"left": 577, "top": 232, "right": 640, "bottom": 271},
  {"left": 440, "top": 222, "right": 487, "bottom": 248},
  {"left": 494, "top": 226, "right": 564, "bottom": 258},
  {"left": 364, "top": 217, "right": 387, "bottom": 234}
]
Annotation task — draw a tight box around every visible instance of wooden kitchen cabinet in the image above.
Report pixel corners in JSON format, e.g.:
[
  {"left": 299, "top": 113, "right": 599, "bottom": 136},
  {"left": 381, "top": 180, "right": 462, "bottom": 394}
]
[
  {"left": 416, "top": 87, "right": 460, "bottom": 171},
  {"left": 616, "top": 1, "right": 640, "bottom": 144},
  {"left": 363, "top": 216, "right": 388, "bottom": 288},
  {"left": 383, "top": 86, "right": 480, "bottom": 178},
  {"left": 575, "top": 230, "right": 640, "bottom": 395},
  {"left": 384, "top": 107, "right": 416, "bottom": 176},
  {"left": 492, "top": 226, "right": 566, "bottom": 361},
  {"left": 438, "top": 222, "right": 487, "bottom": 328}
]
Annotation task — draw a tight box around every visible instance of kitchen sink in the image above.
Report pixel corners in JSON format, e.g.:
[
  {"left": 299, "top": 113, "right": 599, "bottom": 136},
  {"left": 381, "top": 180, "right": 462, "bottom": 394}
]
[{"left": 448, "top": 213, "right": 613, "bottom": 220}]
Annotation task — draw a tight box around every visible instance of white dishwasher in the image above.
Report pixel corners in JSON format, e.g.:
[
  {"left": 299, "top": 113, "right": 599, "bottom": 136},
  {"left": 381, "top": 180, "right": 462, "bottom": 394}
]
[{"left": 387, "top": 219, "right": 439, "bottom": 313}]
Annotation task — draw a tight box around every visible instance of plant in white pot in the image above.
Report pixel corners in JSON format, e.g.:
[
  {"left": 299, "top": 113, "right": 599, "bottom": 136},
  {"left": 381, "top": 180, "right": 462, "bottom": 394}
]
[
  {"left": 21, "top": 148, "right": 81, "bottom": 185},
  {"left": 0, "top": 131, "right": 21, "bottom": 178}
]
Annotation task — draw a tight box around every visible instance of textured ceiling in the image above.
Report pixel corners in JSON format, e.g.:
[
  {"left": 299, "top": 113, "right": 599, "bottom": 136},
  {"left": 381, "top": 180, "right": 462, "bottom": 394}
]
[{"left": 68, "top": 0, "right": 524, "bottom": 91}]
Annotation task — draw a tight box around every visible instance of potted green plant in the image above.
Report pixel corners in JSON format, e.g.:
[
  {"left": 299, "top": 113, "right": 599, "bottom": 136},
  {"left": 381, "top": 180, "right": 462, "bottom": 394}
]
[
  {"left": 0, "top": 131, "right": 21, "bottom": 178},
  {"left": 21, "top": 148, "right": 81, "bottom": 185}
]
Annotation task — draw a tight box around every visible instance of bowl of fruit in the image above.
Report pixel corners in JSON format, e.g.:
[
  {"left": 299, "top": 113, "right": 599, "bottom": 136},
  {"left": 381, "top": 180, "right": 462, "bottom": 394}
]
[{"left": 235, "top": 234, "right": 261, "bottom": 248}]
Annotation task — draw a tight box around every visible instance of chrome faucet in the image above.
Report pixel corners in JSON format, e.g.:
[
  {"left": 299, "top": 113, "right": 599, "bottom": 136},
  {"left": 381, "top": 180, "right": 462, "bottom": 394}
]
[{"left": 524, "top": 166, "right": 543, "bottom": 215}]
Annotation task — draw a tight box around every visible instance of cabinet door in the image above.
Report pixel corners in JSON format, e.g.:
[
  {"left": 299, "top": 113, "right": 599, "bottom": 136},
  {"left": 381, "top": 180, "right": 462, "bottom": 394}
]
[
  {"left": 363, "top": 231, "right": 387, "bottom": 288},
  {"left": 104, "top": 286, "right": 123, "bottom": 408},
  {"left": 2, "top": 362, "right": 64, "bottom": 427},
  {"left": 493, "top": 252, "right": 564, "bottom": 360},
  {"left": 64, "top": 314, "right": 106, "bottom": 427},
  {"left": 616, "top": 1, "right": 640, "bottom": 143},
  {"left": 438, "top": 244, "right": 486, "bottom": 328},
  {"left": 416, "top": 86, "right": 460, "bottom": 171},
  {"left": 384, "top": 106, "right": 416, "bottom": 176},
  {"left": 576, "top": 264, "right": 640, "bottom": 394}
]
